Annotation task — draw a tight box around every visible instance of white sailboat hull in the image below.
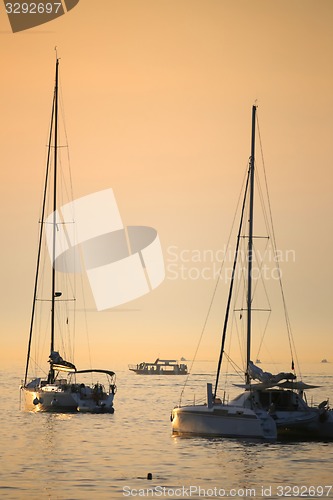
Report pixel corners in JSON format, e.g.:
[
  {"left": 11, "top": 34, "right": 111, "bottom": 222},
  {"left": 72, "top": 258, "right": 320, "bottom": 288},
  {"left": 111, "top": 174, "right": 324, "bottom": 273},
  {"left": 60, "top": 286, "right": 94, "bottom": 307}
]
[
  {"left": 22, "top": 384, "right": 115, "bottom": 413},
  {"left": 171, "top": 404, "right": 277, "bottom": 440},
  {"left": 23, "top": 386, "right": 79, "bottom": 412}
]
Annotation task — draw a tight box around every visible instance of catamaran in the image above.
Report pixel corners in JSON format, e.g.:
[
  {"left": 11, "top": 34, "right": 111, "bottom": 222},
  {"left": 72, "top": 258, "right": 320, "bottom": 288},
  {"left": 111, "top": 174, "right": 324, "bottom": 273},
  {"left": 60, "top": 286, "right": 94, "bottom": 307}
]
[{"left": 171, "top": 106, "right": 333, "bottom": 440}]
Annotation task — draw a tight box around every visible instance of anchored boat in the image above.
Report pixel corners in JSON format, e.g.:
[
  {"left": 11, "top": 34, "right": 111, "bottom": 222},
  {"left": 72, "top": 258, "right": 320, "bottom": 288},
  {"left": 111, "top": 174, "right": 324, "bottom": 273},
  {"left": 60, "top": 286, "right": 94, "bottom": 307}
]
[
  {"left": 171, "top": 106, "right": 333, "bottom": 440},
  {"left": 129, "top": 358, "right": 188, "bottom": 375},
  {"left": 21, "top": 59, "right": 116, "bottom": 413}
]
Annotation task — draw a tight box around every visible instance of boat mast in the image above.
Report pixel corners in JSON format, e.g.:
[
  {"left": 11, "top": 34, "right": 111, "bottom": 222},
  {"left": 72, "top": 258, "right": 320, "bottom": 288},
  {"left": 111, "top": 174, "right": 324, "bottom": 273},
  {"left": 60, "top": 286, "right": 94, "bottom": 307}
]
[
  {"left": 49, "top": 58, "right": 59, "bottom": 384},
  {"left": 246, "top": 105, "right": 256, "bottom": 385}
]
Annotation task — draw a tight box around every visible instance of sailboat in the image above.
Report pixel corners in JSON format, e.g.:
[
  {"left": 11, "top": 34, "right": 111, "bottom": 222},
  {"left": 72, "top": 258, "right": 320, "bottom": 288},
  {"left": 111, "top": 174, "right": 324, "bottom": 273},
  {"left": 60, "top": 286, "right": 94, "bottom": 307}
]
[
  {"left": 171, "top": 106, "right": 333, "bottom": 440},
  {"left": 21, "top": 59, "right": 116, "bottom": 413}
]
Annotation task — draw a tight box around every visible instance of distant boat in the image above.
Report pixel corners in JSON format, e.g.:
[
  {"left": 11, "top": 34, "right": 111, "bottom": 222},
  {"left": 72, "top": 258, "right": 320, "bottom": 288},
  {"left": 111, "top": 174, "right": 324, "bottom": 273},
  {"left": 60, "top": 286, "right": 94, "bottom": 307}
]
[
  {"left": 256, "top": 359, "right": 261, "bottom": 364},
  {"left": 321, "top": 359, "right": 329, "bottom": 363},
  {"left": 129, "top": 358, "right": 188, "bottom": 375},
  {"left": 20, "top": 59, "right": 116, "bottom": 413},
  {"left": 171, "top": 106, "right": 333, "bottom": 441}
]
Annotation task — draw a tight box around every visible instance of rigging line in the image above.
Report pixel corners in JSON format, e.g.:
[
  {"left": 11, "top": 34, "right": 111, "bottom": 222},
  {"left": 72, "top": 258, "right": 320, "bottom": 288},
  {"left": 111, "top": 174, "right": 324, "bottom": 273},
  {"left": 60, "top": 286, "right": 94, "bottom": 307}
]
[
  {"left": 77, "top": 243, "right": 93, "bottom": 372},
  {"left": 27, "top": 355, "right": 49, "bottom": 378},
  {"left": 257, "top": 116, "right": 301, "bottom": 377},
  {"left": 232, "top": 229, "right": 247, "bottom": 359},
  {"left": 254, "top": 162, "right": 272, "bottom": 241},
  {"left": 53, "top": 70, "right": 78, "bottom": 364},
  {"left": 233, "top": 302, "right": 246, "bottom": 373},
  {"left": 34, "top": 256, "right": 45, "bottom": 370},
  {"left": 214, "top": 163, "right": 251, "bottom": 398},
  {"left": 58, "top": 72, "right": 75, "bottom": 205},
  {"left": 232, "top": 236, "right": 247, "bottom": 370},
  {"left": 52, "top": 203, "right": 76, "bottom": 300},
  {"left": 251, "top": 145, "right": 281, "bottom": 363},
  {"left": 222, "top": 301, "right": 243, "bottom": 395},
  {"left": 55, "top": 305, "right": 67, "bottom": 361},
  {"left": 255, "top": 309, "right": 272, "bottom": 358},
  {"left": 223, "top": 351, "right": 244, "bottom": 378},
  {"left": 178, "top": 163, "right": 250, "bottom": 406},
  {"left": 35, "top": 298, "right": 76, "bottom": 302},
  {"left": 24, "top": 89, "right": 56, "bottom": 386},
  {"left": 250, "top": 239, "right": 273, "bottom": 317},
  {"left": 225, "top": 238, "right": 245, "bottom": 368},
  {"left": 58, "top": 72, "right": 77, "bottom": 328}
]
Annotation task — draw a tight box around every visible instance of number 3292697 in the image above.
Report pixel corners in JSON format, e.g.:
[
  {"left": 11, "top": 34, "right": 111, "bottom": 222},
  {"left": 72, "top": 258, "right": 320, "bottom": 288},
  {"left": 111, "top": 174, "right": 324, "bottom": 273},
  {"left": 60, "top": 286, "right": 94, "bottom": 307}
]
[
  {"left": 5, "top": 3, "right": 62, "bottom": 14},
  {"left": 276, "top": 485, "right": 332, "bottom": 497}
]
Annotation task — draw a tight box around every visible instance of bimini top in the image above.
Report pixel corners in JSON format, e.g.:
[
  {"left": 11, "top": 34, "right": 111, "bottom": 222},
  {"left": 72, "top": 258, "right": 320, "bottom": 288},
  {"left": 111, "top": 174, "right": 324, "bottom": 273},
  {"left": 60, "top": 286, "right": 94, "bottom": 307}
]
[{"left": 74, "top": 369, "right": 115, "bottom": 377}]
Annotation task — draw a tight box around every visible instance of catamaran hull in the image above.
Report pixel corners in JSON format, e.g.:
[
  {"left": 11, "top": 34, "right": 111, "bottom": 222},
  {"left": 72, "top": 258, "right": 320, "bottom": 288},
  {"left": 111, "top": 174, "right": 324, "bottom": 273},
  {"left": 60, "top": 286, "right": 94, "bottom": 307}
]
[
  {"left": 171, "top": 405, "right": 277, "bottom": 440},
  {"left": 275, "top": 410, "right": 333, "bottom": 440}
]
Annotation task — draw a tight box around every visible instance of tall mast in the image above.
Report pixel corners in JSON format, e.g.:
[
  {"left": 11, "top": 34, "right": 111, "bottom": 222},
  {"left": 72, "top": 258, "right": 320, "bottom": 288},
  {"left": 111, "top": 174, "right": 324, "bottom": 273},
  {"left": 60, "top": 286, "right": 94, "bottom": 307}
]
[
  {"left": 246, "top": 105, "right": 256, "bottom": 385},
  {"left": 49, "top": 58, "right": 59, "bottom": 383}
]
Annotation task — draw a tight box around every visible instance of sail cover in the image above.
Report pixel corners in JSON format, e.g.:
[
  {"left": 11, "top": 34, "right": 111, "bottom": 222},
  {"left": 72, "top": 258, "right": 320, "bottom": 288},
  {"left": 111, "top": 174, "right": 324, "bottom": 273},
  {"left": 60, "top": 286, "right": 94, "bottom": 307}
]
[
  {"left": 49, "top": 351, "right": 76, "bottom": 372},
  {"left": 248, "top": 361, "right": 296, "bottom": 384}
]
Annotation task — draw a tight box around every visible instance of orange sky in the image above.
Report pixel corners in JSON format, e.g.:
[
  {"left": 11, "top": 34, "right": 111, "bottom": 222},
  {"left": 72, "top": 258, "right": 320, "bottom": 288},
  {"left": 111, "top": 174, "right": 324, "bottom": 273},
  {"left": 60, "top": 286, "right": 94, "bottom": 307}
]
[{"left": 0, "top": 0, "right": 332, "bottom": 371}]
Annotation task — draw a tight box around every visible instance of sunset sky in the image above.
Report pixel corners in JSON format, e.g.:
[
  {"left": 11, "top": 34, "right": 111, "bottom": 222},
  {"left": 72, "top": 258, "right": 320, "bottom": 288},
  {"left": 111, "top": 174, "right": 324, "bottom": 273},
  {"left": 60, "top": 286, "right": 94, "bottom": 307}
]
[{"left": 1, "top": 0, "right": 332, "bottom": 373}]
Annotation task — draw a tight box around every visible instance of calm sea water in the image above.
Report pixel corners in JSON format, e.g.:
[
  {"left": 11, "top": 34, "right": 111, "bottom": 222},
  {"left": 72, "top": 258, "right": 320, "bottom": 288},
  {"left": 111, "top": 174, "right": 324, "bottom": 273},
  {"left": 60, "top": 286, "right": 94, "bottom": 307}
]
[{"left": 1, "top": 362, "right": 333, "bottom": 500}]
